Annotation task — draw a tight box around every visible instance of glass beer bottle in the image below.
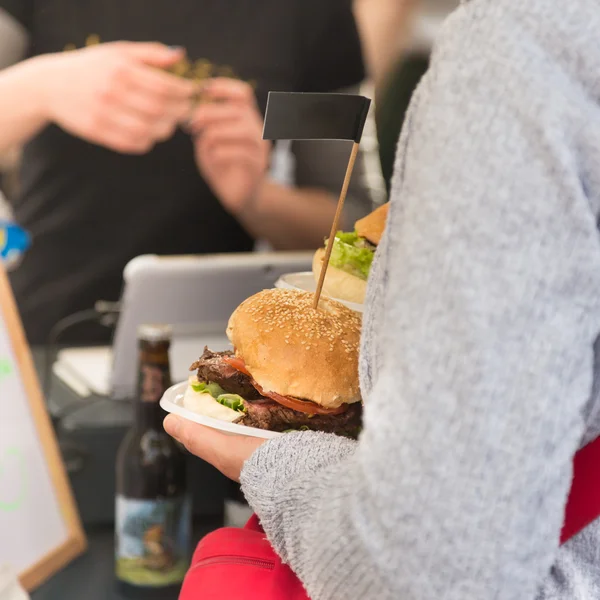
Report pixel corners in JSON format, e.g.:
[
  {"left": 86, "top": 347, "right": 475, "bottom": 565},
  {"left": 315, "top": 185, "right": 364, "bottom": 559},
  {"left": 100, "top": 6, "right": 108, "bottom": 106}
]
[{"left": 115, "top": 324, "right": 191, "bottom": 598}]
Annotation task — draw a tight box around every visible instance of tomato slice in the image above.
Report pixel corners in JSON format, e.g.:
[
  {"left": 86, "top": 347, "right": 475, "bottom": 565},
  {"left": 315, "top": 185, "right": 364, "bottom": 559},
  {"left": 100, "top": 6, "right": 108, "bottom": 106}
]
[
  {"left": 222, "top": 355, "right": 252, "bottom": 377},
  {"left": 251, "top": 381, "right": 348, "bottom": 416},
  {"left": 223, "top": 354, "right": 348, "bottom": 415}
]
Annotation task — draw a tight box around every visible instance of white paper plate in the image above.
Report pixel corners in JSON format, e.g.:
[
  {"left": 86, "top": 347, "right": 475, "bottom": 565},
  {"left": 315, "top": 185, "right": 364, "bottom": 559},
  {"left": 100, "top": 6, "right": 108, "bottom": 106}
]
[
  {"left": 274, "top": 271, "right": 364, "bottom": 313},
  {"left": 160, "top": 381, "right": 283, "bottom": 439}
]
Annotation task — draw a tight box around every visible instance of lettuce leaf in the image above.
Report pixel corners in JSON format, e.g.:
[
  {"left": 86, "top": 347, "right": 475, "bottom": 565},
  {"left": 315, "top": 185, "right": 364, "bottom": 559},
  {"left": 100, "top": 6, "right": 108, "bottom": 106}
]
[
  {"left": 328, "top": 231, "right": 375, "bottom": 280},
  {"left": 216, "top": 394, "right": 246, "bottom": 412},
  {"left": 335, "top": 230, "right": 360, "bottom": 245},
  {"left": 283, "top": 425, "right": 311, "bottom": 433},
  {"left": 191, "top": 380, "right": 226, "bottom": 398}
]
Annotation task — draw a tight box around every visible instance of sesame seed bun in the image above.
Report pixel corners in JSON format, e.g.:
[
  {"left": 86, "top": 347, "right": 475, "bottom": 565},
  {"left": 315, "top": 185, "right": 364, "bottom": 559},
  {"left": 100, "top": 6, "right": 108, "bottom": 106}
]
[
  {"left": 312, "top": 248, "right": 367, "bottom": 305},
  {"left": 226, "top": 288, "right": 362, "bottom": 409}
]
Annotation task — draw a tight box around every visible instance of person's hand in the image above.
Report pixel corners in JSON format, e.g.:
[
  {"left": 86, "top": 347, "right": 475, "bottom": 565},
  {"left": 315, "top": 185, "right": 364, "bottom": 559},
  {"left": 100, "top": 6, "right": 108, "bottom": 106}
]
[
  {"left": 187, "top": 78, "right": 271, "bottom": 215},
  {"left": 163, "top": 414, "right": 265, "bottom": 481},
  {"left": 36, "top": 42, "right": 197, "bottom": 153}
]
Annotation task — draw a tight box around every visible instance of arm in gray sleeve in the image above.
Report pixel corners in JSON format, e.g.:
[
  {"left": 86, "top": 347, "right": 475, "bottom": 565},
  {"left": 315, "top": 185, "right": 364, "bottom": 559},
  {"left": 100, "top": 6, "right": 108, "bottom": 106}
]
[
  {"left": 290, "top": 86, "right": 377, "bottom": 229},
  {"left": 0, "top": 8, "right": 28, "bottom": 69},
  {"left": 241, "top": 4, "right": 600, "bottom": 599}
]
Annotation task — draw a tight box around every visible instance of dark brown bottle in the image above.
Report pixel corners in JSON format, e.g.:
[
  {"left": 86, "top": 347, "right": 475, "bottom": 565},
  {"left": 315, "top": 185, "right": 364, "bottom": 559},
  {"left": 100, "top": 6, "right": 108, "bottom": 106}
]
[{"left": 115, "top": 324, "right": 190, "bottom": 599}]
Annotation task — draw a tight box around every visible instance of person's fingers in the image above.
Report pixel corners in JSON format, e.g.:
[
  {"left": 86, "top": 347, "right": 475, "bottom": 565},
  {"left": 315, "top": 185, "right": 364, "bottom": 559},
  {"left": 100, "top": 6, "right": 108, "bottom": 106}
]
[
  {"left": 188, "top": 102, "right": 247, "bottom": 132},
  {"left": 121, "top": 41, "right": 186, "bottom": 69},
  {"left": 151, "top": 118, "right": 178, "bottom": 142},
  {"left": 120, "top": 88, "right": 192, "bottom": 121},
  {"left": 90, "top": 128, "right": 153, "bottom": 155},
  {"left": 200, "top": 77, "right": 256, "bottom": 106},
  {"left": 96, "top": 109, "right": 175, "bottom": 153},
  {"left": 128, "top": 63, "right": 197, "bottom": 101},
  {"left": 163, "top": 415, "right": 265, "bottom": 481},
  {"left": 99, "top": 130, "right": 153, "bottom": 155},
  {"left": 164, "top": 415, "right": 221, "bottom": 459},
  {"left": 205, "top": 144, "right": 261, "bottom": 168},
  {"left": 196, "top": 121, "right": 263, "bottom": 151}
]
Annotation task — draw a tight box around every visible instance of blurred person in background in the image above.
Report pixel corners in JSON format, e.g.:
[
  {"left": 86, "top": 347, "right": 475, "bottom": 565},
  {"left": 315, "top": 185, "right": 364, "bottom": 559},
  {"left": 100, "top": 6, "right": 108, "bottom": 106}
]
[
  {"left": 354, "top": 0, "right": 459, "bottom": 190},
  {"left": 166, "top": 0, "right": 600, "bottom": 598},
  {"left": 0, "top": 0, "right": 372, "bottom": 345}
]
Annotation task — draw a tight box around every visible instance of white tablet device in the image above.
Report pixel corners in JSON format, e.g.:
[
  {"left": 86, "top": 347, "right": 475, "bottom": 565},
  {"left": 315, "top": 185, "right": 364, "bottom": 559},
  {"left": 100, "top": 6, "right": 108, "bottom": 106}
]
[{"left": 110, "top": 252, "right": 313, "bottom": 399}]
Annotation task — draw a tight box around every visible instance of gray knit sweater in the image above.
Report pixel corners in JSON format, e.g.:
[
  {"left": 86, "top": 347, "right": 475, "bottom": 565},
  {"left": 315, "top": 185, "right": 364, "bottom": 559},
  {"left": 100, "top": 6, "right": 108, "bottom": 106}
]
[{"left": 240, "top": 1, "right": 600, "bottom": 598}]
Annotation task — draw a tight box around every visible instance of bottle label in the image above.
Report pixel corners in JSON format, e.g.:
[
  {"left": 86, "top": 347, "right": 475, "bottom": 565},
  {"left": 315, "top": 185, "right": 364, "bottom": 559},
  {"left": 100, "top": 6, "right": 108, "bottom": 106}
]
[{"left": 115, "top": 494, "right": 191, "bottom": 587}]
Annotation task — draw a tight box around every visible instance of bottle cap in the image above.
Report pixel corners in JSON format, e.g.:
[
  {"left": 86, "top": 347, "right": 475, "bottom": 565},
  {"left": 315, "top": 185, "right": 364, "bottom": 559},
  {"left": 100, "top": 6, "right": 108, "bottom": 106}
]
[{"left": 137, "top": 323, "right": 172, "bottom": 342}]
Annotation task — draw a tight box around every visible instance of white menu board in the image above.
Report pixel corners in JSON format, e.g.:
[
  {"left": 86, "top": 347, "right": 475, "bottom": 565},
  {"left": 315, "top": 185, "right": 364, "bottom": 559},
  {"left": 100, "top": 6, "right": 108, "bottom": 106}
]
[{"left": 0, "top": 265, "right": 85, "bottom": 590}]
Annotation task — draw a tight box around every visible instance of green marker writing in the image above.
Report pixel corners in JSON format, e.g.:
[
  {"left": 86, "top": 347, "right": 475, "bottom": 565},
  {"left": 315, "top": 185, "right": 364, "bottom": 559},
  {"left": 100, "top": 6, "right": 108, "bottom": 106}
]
[
  {"left": 0, "top": 447, "right": 27, "bottom": 512},
  {"left": 0, "top": 357, "right": 12, "bottom": 381}
]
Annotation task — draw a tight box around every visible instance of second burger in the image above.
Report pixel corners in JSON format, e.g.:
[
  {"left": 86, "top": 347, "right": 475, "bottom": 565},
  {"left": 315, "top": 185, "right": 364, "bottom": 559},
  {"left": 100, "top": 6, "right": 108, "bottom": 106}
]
[{"left": 312, "top": 202, "right": 388, "bottom": 305}]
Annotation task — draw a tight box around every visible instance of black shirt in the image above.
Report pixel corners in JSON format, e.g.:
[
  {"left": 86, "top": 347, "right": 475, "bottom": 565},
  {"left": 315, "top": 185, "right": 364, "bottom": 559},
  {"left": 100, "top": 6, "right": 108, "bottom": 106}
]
[{"left": 0, "top": 0, "right": 364, "bottom": 343}]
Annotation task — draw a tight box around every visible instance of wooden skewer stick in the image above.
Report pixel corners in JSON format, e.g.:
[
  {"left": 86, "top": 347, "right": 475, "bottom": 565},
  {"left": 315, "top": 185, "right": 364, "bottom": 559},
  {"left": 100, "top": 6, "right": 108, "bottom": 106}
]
[{"left": 313, "top": 141, "right": 361, "bottom": 309}]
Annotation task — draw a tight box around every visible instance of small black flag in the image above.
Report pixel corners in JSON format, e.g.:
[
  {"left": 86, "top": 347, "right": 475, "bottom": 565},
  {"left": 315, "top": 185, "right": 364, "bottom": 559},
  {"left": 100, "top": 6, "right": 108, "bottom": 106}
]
[{"left": 262, "top": 92, "right": 371, "bottom": 143}]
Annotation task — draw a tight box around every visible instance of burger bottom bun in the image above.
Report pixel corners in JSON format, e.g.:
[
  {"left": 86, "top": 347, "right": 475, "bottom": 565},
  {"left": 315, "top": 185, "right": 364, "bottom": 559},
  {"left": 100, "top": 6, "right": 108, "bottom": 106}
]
[{"left": 312, "top": 248, "right": 367, "bottom": 305}]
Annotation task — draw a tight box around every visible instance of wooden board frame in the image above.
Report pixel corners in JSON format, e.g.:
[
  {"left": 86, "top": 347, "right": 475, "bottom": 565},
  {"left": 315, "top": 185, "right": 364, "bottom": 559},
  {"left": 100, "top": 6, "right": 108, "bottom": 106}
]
[{"left": 0, "top": 265, "right": 87, "bottom": 590}]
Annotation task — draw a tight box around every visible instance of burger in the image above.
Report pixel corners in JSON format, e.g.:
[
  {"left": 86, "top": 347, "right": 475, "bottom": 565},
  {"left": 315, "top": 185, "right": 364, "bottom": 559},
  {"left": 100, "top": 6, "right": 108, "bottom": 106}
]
[
  {"left": 182, "top": 288, "right": 362, "bottom": 437},
  {"left": 312, "top": 202, "right": 389, "bottom": 304}
]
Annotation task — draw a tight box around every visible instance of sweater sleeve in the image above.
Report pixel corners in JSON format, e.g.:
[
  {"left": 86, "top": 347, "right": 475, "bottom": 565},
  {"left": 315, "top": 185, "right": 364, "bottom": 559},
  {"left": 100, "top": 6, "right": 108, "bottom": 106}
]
[{"left": 241, "top": 4, "right": 600, "bottom": 599}]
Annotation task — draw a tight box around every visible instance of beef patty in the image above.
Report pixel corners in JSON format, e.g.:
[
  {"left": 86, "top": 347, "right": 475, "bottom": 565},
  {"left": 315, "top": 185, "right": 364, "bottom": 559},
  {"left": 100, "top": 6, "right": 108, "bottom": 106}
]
[
  {"left": 191, "top": 347, "right": 262, "bottom": 399},
  {"left": 240, "top": 399, "right": 362, "bottom": 437}
]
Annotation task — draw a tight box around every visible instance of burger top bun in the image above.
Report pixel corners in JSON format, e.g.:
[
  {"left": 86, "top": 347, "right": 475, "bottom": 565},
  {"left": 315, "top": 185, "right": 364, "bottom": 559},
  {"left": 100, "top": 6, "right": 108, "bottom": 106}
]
[
  {"left": 312, "top": 248, "right": 367, "bottom": 305},
  {"left": 226, "top": 289, "right": 361, "bottom": 409},
  {"left": 355, "top": 202, "right": 389, "bottom": 246}
]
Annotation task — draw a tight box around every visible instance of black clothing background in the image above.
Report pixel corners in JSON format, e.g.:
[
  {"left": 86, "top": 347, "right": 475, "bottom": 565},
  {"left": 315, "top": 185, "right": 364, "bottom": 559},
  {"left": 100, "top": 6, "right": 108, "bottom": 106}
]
[{"left": 0, "top": 0, "right": 364, "bottom": 343}]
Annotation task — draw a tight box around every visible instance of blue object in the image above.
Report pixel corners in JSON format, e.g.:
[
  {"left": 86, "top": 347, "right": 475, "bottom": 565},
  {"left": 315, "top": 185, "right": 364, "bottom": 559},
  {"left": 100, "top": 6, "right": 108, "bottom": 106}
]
[{"left": 0, "top": 221, "right": 30, "bottom": 270}]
